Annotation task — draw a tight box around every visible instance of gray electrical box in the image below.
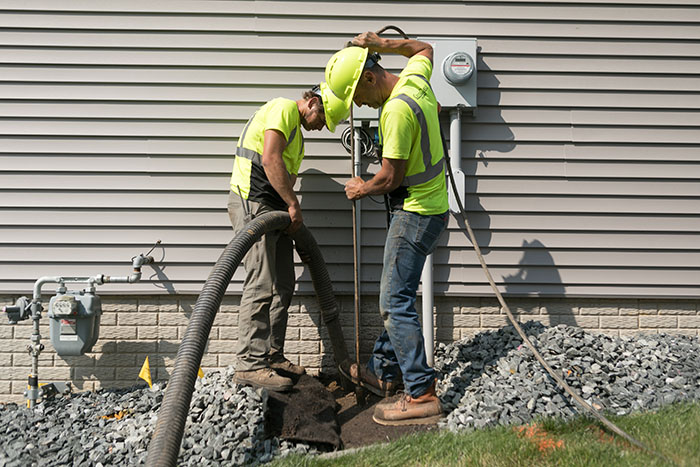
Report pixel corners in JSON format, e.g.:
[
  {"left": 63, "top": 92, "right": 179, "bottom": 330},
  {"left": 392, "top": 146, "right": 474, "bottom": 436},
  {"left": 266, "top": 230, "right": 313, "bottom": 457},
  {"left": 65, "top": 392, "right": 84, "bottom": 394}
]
[
  {"left": 419, "top": 37, "right": 477, "bottom": 111},
  {"left": 48, "top": 291, "right": 102, "bottom": 356}
]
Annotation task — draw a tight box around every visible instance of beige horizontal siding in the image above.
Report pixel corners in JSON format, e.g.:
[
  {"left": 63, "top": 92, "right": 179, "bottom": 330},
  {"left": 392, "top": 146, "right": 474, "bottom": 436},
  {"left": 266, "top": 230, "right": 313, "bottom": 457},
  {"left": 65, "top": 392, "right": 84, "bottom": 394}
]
[
  {"left": 3, "top": 246, "right": 700, "bottom": 269},
  {"left": 1, "top": 174, "right": 699, "bottom": 197},
  {"left": 2, "top": 228, "right": 699, "bottom": 249},
  {"left": 3, "top": 192, "right": 700, "bottom": 215},
  {"left": 1, "top": 1, "right": 699, "bottom": 298},
  {"left": 3, "top": 33, "right": 700, "bottom": 58},
  {"left": 3, "top": 1, "right": 700, "bottom": 21},
  {"left": 2, "top": 69, "right": 699, "bottom": 95}
]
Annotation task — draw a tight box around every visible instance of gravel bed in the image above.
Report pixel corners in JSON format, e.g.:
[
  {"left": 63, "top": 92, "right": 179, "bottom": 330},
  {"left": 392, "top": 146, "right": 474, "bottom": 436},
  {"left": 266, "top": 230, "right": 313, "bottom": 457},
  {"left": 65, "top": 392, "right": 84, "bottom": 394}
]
[
  {"left": 0, "top": 366, "right": 313, "bottom": 466},
  {"left": 436, "top": 321, "right": 700, "bottom": 432},
  {"left": 2, "top": 322, "right": 699, "bottom": 465}
]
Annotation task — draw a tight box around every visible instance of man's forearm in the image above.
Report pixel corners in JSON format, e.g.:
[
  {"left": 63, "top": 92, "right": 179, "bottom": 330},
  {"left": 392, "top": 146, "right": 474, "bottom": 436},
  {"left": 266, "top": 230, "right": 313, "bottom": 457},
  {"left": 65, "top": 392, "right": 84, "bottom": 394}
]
[
  {"left": 371, "top": 38, "right": 431, "bottom": 58},
  {"left": 351, "top": 32, "right": 432, "bottom": 61},
  {"left": 261, "top": 128, "right": 299, "bottom": 208},
  {"left": 358, "top": 172, "right": 397, "bottom": 197},
  {"left": 346, "top": 162, "right": 405, "bottom": 201},
  {"left": 264, "top": 157, "right": 299, "bottom": 208}
]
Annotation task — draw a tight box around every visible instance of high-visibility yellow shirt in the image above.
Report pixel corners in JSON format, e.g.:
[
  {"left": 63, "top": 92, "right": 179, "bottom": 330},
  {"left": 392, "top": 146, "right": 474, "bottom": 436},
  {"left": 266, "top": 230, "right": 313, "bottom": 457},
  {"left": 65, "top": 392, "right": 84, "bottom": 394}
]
[
  {"left": 380, "top": 55, "right": 449, "bottom": 216},
  {"left": 230, "top": 97, "right": 304, "bottom": 209}
]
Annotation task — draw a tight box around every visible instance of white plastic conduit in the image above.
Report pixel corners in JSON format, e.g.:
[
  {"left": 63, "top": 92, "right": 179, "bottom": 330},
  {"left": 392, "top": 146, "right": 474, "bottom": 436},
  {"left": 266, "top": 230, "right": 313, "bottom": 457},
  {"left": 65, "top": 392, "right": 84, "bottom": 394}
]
[{"left": 422, "top": 108, "right": 463, "bottom": 366}]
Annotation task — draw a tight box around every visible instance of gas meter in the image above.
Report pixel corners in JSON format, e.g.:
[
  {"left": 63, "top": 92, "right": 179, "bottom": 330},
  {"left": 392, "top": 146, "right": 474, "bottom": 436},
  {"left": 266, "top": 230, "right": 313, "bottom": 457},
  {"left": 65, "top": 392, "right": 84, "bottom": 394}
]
[
  {"left": 48, "top": 290, "right": 102, "bottom": 356},
  {"left": 2, "top": 241, "right": 159, "bottom": 407}
]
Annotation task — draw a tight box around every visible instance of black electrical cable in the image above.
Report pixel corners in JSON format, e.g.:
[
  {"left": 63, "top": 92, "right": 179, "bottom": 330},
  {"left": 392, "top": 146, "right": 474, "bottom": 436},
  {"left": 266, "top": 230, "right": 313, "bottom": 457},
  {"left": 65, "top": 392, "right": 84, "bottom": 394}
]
[
  {"left": 341, "top": 126, "right": 376, "bottom": 159},
  {"left": 366, "top": 195, "right": 386, "bottom": 205},
  {"left": 374, "top": 23, "right": 662, "bottom": 459},
  {"left": 438, "top": 126, "right": 671, "bottom": 463},
  {"left": 340, "top": 125, "right": 391, "bottom": 226},
  {"left": 375, "top": 25, "right": 409, "bottom": 39}
]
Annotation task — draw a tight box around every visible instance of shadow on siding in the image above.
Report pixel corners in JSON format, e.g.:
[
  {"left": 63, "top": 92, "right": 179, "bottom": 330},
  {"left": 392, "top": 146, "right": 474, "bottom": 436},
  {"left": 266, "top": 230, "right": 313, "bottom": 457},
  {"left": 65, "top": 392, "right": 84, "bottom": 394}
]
[{"left": 503, "top": 239, "right": 578, "bottom": 326}]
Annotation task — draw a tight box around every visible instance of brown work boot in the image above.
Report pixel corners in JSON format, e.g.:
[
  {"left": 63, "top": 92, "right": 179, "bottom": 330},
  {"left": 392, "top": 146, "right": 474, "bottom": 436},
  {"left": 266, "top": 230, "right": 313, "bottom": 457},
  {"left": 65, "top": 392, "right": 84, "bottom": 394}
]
[
  {"left": 234, "top": 368, "right": 293, "bottom": 392},
  {"left": 372, "top": 381, "right": 443, "bottom": 426},
  {"left": 338, "top": 362, "right": 401, "bottom": 397},
  {"left": 270, "top": 357, "right": 306, "bottom": 376}
]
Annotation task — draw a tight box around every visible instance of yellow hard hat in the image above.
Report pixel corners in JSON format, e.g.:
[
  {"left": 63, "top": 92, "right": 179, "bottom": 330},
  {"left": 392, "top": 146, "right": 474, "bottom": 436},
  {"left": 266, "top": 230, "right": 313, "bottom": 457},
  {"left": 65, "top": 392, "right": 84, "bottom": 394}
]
[
  {"left": 319, "top": 81, "right": 348, "bottom": 133},
  {"left": 322, "top": 46, "right": 369, "bottom": 131}
]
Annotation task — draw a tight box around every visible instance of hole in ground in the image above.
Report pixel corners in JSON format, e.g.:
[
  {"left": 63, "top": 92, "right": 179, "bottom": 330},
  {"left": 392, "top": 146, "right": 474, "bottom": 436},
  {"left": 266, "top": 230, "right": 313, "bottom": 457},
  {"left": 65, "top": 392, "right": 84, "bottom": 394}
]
[{"left": 266, "top": 372, "right": 438, "bottom": 452}]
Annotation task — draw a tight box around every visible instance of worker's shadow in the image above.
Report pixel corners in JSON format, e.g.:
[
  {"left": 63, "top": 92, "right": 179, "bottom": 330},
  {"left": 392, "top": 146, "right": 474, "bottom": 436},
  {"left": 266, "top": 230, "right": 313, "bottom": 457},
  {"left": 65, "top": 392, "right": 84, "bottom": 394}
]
[
  {"left": 438, "top": 241, "right": 574, "bottom": 411},
  {"left": 64, "top": 339, "right": 181, "bottom": 390},
  {"left": 450, "top": 56, "right": 516, "bottom": 254},
  {"left": 432, "top": 58, "right": 517, "bottom": 297},
  {"left": 502, "top": 240, "right": 577, "bottom": 326}
]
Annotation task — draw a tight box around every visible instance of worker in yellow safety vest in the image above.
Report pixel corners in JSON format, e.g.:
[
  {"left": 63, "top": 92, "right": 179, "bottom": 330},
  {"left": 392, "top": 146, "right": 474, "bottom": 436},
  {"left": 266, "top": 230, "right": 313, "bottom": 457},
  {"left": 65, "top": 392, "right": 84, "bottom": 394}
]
[
  {"left": 228, "top": 87, "right": 331, "bottom": 392},
  {"left": 324, "top": 32, "right": 449, "bottom": 425}
]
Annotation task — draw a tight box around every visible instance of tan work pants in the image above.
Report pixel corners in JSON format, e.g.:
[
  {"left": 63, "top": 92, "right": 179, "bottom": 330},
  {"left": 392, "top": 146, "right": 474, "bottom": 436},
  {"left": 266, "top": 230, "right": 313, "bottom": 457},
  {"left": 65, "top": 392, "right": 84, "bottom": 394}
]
[{"left": 227, "top": 191, "right": 295, "bottom": 371}]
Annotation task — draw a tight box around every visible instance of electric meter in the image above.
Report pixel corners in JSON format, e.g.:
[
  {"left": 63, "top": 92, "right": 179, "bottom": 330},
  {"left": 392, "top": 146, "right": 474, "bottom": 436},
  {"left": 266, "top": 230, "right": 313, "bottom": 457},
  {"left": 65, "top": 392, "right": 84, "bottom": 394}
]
[
  {"left": 442, "top": 51, "right": 474, "bottom": 86},
  {"left": 419, "top": 37, "right": 477, "bottom": 109}
]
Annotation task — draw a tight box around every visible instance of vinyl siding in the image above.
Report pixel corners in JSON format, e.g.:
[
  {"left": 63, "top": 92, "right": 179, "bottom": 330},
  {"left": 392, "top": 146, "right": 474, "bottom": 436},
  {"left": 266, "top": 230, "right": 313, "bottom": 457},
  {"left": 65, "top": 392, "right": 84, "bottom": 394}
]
[{"left": 1, "top": 0, "right": 699, "bottom": 297}]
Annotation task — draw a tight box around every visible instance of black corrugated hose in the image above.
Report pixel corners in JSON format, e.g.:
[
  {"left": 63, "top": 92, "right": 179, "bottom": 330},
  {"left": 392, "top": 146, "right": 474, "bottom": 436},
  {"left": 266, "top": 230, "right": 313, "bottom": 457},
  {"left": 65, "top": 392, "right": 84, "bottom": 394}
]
[{"left": 146, "top": 211, "right": 349, "bottom": 467}]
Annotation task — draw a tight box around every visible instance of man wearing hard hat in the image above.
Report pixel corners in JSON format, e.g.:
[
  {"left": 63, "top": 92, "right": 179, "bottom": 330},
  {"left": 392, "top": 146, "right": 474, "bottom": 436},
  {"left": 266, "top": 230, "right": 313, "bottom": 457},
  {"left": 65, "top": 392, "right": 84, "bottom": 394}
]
[
  {"left": 322, "top": 32, "right": 449, "bottom": 425},
  {"left": 228, "top": 87, "right": 329, "bottom": 392}
]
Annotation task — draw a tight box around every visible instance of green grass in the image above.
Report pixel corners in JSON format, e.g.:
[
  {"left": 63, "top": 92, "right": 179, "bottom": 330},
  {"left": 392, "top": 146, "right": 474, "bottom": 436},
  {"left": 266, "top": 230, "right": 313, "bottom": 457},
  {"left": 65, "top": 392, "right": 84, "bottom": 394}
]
[{"left": 271, "top": 402, "right": 700, "bottom": 467}]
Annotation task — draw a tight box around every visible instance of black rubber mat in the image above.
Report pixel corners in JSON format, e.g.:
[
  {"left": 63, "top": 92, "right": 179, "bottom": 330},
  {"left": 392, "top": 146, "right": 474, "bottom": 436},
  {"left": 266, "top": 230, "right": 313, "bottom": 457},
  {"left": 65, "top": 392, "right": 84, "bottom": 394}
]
[{"left": 265, "top": 373, "right": 341, "bottom": 450}]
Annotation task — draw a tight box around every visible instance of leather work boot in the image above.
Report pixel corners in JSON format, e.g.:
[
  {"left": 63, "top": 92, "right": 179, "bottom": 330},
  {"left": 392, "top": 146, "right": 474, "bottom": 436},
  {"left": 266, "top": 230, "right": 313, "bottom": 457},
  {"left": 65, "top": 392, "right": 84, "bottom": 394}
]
[
  {"left": 234, "top": 368, "right": 293, "bottom": 392},
  {"left": 270, "top": 358, "right": 306, "bottom": 376},
  {"left": 339, "top": 362, "right": 402, "bottom": 397},
  {"left": 372, "top": 381, "right": 443, "bottom": 426}
]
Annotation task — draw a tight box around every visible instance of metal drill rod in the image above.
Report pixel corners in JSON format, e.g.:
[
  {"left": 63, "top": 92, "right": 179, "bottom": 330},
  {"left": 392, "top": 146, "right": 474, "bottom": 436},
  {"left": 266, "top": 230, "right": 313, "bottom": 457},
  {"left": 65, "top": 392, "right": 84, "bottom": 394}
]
[{"left": 350, "top": 106, "right": 361, "bottom": 373}]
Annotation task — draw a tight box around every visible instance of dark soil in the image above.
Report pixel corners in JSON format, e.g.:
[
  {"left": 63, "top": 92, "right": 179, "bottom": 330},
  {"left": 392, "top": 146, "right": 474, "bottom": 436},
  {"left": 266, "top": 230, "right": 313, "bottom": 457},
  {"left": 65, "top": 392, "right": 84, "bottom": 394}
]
[
  {"left": 321, "top": 374, "right": 439, "bottom": 450},
  {"left": 267, "top": 372, "right": 438, "bottom": 452},
  {"left": 266, "top": 374, "right": 341, "bottom": 449}
]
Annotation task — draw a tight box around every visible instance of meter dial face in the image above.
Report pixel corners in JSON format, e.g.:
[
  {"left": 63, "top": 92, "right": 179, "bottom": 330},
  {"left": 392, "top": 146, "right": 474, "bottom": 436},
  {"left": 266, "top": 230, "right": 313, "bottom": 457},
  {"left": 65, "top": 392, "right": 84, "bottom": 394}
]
[
  {"left": 53, "top": 296, "right": 77, "bottom": 316},
  {"left": 442, "top": 51, "right": 474, "bottom": 85}
]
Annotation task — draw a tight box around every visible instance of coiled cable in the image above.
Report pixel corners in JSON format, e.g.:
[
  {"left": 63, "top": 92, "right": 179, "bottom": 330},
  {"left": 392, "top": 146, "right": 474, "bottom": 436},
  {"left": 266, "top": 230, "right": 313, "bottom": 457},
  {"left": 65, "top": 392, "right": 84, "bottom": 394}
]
[{"left": 341, "top": 125, "right": 376, "bottom": 160}]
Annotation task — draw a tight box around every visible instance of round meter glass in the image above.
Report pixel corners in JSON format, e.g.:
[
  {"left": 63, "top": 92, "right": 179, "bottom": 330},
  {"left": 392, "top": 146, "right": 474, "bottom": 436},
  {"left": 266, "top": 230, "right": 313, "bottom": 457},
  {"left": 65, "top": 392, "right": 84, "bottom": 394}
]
[{"left": 442, "top": 51, "right": 474, "bottom": 86}]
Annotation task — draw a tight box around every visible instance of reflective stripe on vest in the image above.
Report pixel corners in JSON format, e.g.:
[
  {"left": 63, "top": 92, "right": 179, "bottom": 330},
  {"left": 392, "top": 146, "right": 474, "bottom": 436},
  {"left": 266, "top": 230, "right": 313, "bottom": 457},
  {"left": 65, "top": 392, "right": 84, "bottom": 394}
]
[
  {"left": 388, "top": 92, "right": 445, "bottom": 187},
  {"left": 235, "top": 114, "right": 300, "bottom": 166}
]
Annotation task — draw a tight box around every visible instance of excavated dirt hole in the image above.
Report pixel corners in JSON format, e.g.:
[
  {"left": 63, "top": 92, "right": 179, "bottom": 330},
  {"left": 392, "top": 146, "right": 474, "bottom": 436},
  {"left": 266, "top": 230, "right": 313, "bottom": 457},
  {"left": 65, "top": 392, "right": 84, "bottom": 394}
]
[{"left": 266, "top": 372, "right": 438, "bottom": 452}]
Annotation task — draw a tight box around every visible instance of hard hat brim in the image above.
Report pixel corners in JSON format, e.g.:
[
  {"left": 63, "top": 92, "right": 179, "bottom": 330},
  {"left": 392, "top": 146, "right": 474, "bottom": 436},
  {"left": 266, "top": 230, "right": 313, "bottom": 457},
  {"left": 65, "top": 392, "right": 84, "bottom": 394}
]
[
  {"left": 320, "top": 81, "right": 349, "bottom": 133},
  {"left": 323, "top": 47, "right": 369, "bottom": 132},
  {"left": 337, "top": 47, "right": 368, "bottom": 121}
]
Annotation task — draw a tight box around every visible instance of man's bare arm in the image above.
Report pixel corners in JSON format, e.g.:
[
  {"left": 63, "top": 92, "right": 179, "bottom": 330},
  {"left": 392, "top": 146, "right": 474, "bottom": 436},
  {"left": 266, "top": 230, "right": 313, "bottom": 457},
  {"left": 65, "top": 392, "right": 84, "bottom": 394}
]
[
  {"left": 261, "top": 129, "right": 302, "bottom": 232},
  {"left": 351, "top": 31, "right": 433, "bottom": 63},
  {"left": 345, "top": 158, "right": 407, "bottom": 201}
]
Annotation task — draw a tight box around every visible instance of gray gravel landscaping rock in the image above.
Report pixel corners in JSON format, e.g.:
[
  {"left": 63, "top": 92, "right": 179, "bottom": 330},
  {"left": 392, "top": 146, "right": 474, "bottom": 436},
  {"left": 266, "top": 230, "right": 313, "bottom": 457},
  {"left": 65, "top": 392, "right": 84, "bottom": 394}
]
[
  {"left": 2, "top": 322, "right": 699, "bottom": 465},
  {"left": 435, "top": 322, "right": 700, "bottom": 432},
  {"left": 0, "top": 366, "right": 313, "bottom": 466}
]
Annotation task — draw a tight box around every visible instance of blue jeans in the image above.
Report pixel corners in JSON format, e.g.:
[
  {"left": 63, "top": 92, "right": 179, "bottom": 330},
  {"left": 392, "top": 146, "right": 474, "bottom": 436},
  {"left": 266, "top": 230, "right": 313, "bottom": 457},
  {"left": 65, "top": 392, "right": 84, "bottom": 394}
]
[{"left": 367, "top": 209, "right": 448, "bottom": 397}]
